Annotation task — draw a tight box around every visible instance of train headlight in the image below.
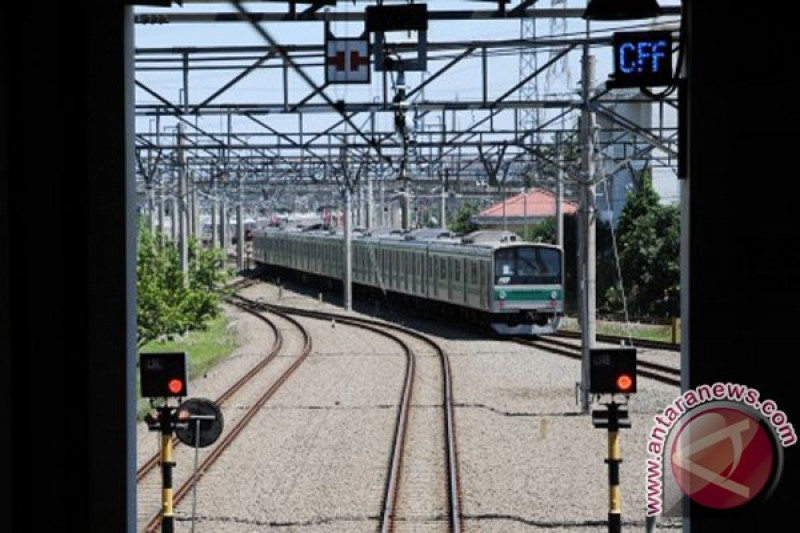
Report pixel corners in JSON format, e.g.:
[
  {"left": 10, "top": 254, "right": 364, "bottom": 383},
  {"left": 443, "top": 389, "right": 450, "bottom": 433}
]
[
  {"left": 550, "top": 291, "right": 557, "bottom": 300},
  {"left": 498, "top": 291, "right": 506, "bottom": 300}
]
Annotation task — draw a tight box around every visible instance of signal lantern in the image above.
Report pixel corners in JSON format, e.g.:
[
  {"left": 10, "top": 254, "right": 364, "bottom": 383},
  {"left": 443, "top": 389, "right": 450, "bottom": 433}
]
[
  {"left": 167, "top": 378, "right": 184, "bottom": 395},
  {"left": 589, "top": 348, "right": 637, "bottom": 394},
  {"left": 139, "top": 352, "right": 189, "bottom": 398},
  {"left": 615, "top": 373, "right": 635, "bottom": 394}
]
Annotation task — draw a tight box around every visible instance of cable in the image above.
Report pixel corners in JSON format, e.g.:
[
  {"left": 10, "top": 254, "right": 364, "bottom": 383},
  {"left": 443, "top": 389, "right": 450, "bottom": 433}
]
[
  {"left": 640, "top": 1, "right": 685, "bottom": 100},
  {"left": 595, "top": 148, "right": 635, "bottom": 344}
]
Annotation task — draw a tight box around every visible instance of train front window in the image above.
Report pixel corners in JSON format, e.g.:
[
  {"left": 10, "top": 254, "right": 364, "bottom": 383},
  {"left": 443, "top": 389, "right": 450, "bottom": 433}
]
[{"left": 495, "top": 247, "right": 561, "bottom": 285}]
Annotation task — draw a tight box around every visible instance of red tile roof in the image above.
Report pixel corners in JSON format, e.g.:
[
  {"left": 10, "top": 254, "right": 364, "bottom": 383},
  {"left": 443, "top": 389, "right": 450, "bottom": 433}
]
[{"left": 476, "top": 188, "right": 578, "bottom": 218}]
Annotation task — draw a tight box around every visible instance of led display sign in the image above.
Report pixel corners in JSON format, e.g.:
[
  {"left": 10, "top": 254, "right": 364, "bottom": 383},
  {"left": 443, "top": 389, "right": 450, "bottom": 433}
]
[{"left": 608, "top": 31, "right": 673, "bottom": 89}]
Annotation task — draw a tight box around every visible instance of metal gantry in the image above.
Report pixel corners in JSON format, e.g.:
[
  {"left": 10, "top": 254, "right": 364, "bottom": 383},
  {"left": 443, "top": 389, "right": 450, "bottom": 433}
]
[{"left": 133, "top": 1, "right": 681, "bottom": 240}]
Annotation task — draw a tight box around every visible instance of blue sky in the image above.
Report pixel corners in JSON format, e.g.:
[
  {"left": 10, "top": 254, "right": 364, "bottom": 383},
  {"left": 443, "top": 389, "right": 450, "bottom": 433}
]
[{"left": 134, "top": 1, "right": 682, "bottom": 203}]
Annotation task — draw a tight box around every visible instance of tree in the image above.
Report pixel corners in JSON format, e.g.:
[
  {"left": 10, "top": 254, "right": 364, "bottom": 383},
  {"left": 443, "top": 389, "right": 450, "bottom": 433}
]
[
  {"left": 448, "top": 200, "right": 480, "bottom": 234},
  {"left": 607, "top": 172, "right": 680, "bottom": 318},
  {"left": 137, "top": 224, "right": 232, "bottom": 348}
]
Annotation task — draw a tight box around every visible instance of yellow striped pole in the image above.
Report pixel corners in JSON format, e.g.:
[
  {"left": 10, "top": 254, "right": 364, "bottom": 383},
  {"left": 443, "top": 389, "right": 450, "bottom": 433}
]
[
  {"left": 671, "top": 318, "right": 681, "bottom": 344},
  {"left": 159, "top": 407, "right": 176, "bottom": 533},
  {"left": 606, "top": 402, "right": 622, "bottom": 533}
]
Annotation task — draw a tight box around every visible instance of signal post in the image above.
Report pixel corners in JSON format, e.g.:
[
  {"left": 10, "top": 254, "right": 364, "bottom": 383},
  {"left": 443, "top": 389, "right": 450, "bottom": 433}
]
[
  {"left": 140, "top": 352, "right": 223, "bottom": 532},
  {"left": 589, "top": 348, "right": 637, "bottom": 533}
]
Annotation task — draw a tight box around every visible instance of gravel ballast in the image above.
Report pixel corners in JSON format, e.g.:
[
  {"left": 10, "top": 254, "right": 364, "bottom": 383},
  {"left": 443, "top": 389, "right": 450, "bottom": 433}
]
[{"left": 137, "top": 279, "right": 684, "bottom": 532}]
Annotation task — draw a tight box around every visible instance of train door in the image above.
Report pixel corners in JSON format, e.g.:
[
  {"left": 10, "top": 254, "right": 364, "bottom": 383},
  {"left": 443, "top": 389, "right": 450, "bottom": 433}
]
[
  {"left": 410, "top": 253, "right": 416, "bottom": 293},
  {"left": 440, "top": 255, "right": 448, "bottom": 300},
  {"left": 401, "top": 251, "right": 406, "bottom": 292},
  {"left": 399, "top": 250, "right": 405, "bottom": 291},
  {"left": 359, "top": 245, "right": 366, "bottom": 283},
  {"left": 415, "top": 252, "right": 421, "bottom": 295},
  {"left": 311, "top": 240, "right": 318, "bottom": 274},
  {"left": 406, "top": 252, "right": 412, "bottom": 293},
  {"left": 388, "top": 249, "right": 393, "bottom": 289},
  {"left": 453, "top": 256, "right": 463, "bottom": 304},
  {"left": 467, "top": 260, "right": 476, "bottom": 307},
  {"left": 382, "top": 248, "right": 388, "bottom": 289},
  {"left": 352, "top": 245, "right": 359, "bottom": 282},
  {"left": 415, "top": 252, "right": 421, "bottom": 294},
  {"left": 423, "top": 252, "right": 429, "bottom": 297},
  {"left": 480, "top": 261, "right": 488, "bottom": 309},
  {"left": 430, "top": 255, "right": 437, "bottom": 298},
  {"left": 389, "top": 249, "right": 395, "bottom": 290},
  {"left": 405, "top": 252, "right": 411, "bottom": 293},
  {"left": 447, "top": 257, "right": 453, "bottom": 301},
  {"left": 397, "top": 250, "right": 403, "bottom": 291}
]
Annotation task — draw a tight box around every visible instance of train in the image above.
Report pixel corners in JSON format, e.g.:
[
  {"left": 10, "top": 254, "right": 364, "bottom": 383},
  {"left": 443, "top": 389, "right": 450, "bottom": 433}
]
[{"left": 250, "top": 225, "right": 565, "bottom": 336}]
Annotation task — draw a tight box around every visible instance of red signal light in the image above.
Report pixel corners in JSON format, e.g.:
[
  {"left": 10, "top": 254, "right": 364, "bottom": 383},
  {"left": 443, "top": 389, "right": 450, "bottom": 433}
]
[
  {"left": 168, "top": 378, "right": 184, "bottom": 395},
  {"left": 139, "top": 352, "right": 189, "bottom": 398},
  {"left": 616, "top": 373, "right": 634, "bottom": 393}
]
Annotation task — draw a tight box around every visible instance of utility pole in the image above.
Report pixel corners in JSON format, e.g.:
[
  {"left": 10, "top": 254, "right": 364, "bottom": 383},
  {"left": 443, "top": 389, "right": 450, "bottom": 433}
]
[
  {"left": 394, "top": 70, "right": 411, "bottom": 231},
  {"left": 155, "top": 141, "right": 164, "bottom": 239},
  {"left": 157, "top": 187, "right": 164, "bottom": 240},
  {"left": 341, "top": 141, "right": 353, "bottom": 312},
  {"left": 177, "top": 123, "right": 188, "bottom": 280},
  {"left": 170, "top": 196, "right": 177, "bottom": 242},
  {"left": 236, "top": 170, "right": 244, "bottom": 271},
  {"left": 379, "top": 178, "right": 385, "bottom": 227},
  {"left": 210, "top": 166, "right": 217, "bottom": 248},
  {"left": 523, "top": 187, "right": 528, "bottom": 238},
  {"left": 578, "top": 35, "right": 597, "bottom": 412},
  {"left": 367, "top": 111, "right": 376, "bottom": 231},
  {"left": 343, "top": 185, "right": 352, "bottom": 311},
  {"left": 190, "top": 169, "right": 198, "bottom": 241},
  {"left": 440, "top": 169, "right": 447, "bottom": 230},
  {"left": 219, "top": 197, "right": 227, "bottom": 254},
  {"left": 367, "top": 170, "right": 374, "bottom": 230},
  {"left": 555, "top": 131, "right": 565, "bottom": 248},
  {"left": 402, "top": 170, "right": 411, "bottom": 231}
]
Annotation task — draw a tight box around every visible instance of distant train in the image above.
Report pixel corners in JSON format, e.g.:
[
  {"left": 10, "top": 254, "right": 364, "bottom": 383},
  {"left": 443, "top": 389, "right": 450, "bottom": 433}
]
[{"left": 251, "top": 226, "right": 565, "bottom": 336}]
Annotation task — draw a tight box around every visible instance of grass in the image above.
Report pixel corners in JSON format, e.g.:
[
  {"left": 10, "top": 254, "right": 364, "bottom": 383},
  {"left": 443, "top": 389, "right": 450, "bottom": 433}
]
[
  {"left": 561, "top": 316, "right": 680, "bottom": 344},
  {"left": 597, "top": 322, "right": 676, "bottom": 343},
  {"left": 136, "top": 315, "right": 238, "bottom": 420}
]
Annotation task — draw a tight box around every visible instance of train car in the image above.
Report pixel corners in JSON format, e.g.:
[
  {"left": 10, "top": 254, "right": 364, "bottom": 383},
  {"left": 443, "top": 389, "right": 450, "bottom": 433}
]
[{"left": 251, "top": 226, "right": 564, "bottom": 336}]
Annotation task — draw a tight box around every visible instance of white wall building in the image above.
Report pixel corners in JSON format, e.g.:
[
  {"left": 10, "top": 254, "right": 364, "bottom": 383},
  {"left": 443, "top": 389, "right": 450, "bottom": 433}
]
[{"left": 595, "top": 88, "right": 679, "bottom": 227}]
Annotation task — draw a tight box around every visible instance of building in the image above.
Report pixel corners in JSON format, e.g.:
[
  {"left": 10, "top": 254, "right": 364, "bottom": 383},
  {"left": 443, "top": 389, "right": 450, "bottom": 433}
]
[
  {"left": 470, "top": 188, "right": 578, "bottom": 235},
  {"left": 595, "top": 88, "right": 679, "bottom": 226}
]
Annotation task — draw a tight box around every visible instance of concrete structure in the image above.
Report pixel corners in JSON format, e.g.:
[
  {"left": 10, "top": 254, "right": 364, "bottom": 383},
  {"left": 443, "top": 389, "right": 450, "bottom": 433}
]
[{"left": 595, "top": 89, "right": 679, "bottom": 227}]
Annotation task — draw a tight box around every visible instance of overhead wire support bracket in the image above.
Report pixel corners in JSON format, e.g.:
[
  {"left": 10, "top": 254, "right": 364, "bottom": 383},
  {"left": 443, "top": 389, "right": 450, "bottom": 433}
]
[{"left": 230, "top": 0, "right": 394, "bottom": 167}]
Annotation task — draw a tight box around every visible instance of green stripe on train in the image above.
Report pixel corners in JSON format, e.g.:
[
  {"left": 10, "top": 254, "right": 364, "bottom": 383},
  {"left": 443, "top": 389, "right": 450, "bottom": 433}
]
[{"left": 494, "top": 289, "right": 563, "bottom": 301}]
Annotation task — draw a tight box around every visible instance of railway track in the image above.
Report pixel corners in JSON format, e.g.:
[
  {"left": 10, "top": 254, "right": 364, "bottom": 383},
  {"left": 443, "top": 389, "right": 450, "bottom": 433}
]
[
  {"left": 138, "top": 282, "right": 462, "bottom": 532},
  {"left": 554, "top": 329, "right": 680, "bottom": 352},
  {"left": 513, "top": 335, "right": 681, "bottom": 388},
  {"left": 232, "top": 294, "right": 462, "bottom": 532},
  {"left": 137, "top": 299, "right": 311, "bottom": 532}
]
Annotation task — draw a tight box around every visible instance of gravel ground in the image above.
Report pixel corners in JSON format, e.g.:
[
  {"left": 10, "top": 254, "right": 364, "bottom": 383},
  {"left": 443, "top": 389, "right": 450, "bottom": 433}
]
[{"left": 138, "top": 277, "right": 685, "bottom": 532}]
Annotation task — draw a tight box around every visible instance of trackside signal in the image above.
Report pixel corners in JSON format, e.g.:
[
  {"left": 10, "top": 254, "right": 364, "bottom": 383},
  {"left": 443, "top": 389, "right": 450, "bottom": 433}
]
[
  {"left": 140, "top": 352, "right": 189, "bottom": 398},
  {"left": 589, "top": 347, "right": 637, "bottom": 533},
  {"left": 589, "top": 348, "right": 637, "bottom": 395}
]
